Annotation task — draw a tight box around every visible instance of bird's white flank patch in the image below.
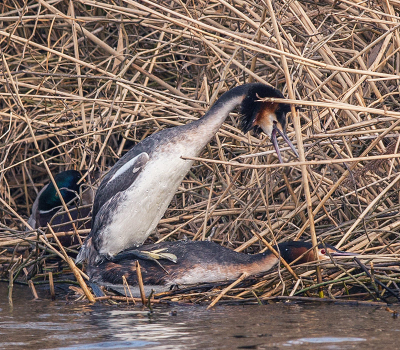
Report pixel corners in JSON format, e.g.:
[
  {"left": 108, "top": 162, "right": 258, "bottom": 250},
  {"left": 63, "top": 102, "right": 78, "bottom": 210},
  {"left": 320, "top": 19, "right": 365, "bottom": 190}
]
[{"left": 108, "top": 152, "right": 149, "bottom": 184}]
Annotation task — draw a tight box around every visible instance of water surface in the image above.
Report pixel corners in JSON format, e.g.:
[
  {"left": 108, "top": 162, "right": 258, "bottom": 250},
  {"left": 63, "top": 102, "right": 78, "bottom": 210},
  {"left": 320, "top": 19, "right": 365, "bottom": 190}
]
[{"left": 0, "top": 284, "right": 398, "bottom": 349}]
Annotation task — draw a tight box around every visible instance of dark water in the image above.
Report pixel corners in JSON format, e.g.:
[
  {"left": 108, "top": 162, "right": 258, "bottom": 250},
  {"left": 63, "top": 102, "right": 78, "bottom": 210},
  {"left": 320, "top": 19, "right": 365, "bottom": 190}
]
[{"left": 0, "top": 284, "right": 399, "bottom": 349}]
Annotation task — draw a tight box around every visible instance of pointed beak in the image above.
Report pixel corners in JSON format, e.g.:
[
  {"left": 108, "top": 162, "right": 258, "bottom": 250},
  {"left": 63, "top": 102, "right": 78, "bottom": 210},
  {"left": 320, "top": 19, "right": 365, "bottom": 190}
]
[
  {"left": 330, "top": 250, "right": 358, "bottom": 257},
  {"left": 271, "top": 122, "right": 300, "bottom": 163}
]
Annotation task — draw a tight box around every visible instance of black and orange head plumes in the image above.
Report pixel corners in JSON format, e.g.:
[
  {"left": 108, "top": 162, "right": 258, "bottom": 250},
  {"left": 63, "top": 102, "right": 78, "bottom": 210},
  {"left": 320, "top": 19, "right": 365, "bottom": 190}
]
[
  {"left": 239, "top": 84, "right": 288, "bottom": 135},
  {"left": 239, "top": 84, "right": 297, "bottom": 163},
  {"left": 276, "top": 241, "right": 356, "bottom": 265}
]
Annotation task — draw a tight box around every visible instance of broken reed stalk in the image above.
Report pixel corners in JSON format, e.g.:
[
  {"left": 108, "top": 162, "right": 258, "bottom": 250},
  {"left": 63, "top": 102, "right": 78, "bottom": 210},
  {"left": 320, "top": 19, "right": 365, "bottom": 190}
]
[
  {"left": 2, "top": 0, "right": 400, "bottom": 304},
  {"left": 8, "top": 260, "right": 18, "bottom": 308},
  {"left": 28, "top": 280, "right": 39, "bottom": 300},
  {"left": 47, "top": 225, "right": 95, "bottom": 303},
  {"left": 122, "top": 275, "right": 135, "bottom": 304},
  {"left": 207, "top": 273, "right": 248, "bottom": 309},
  {"left": 49, "top": 272, "right": 55, "bottom": 301},
  {"left": 135, "top": 260, "right": 147, "bottom": 306},
  {"left": 0, "top": 229, "right": 90, "bottom": 248},
  {"left": 23, "top": 267, "right": 39, "bottom": 299},
  {"left": 182, "top": 153, "right": 400, "bottom": 169}
]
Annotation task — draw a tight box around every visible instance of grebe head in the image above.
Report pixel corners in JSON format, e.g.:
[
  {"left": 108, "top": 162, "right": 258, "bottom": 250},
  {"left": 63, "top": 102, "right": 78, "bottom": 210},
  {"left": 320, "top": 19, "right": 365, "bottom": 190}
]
[
  {"left": 38, "top": 170, "right": 82, "bottom": 213},
  {"left": 277, "top": 241, "right": 355, "bottom": 264},
  {"left": 239, "top": 84, "right": 298, "bottom": 162}
]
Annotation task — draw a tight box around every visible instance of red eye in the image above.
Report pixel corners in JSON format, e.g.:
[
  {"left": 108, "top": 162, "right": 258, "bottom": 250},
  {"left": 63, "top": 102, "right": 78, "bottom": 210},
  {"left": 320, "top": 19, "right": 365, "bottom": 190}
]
[{"left": 320, "top": 249, "right": 326, "bottom": 255}]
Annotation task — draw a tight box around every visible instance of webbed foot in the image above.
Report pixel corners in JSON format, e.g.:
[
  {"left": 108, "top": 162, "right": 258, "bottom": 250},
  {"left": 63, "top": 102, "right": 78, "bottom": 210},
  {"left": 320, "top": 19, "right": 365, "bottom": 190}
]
[{"left": 110, "top": 248, "right": 177, "bottom": 263}]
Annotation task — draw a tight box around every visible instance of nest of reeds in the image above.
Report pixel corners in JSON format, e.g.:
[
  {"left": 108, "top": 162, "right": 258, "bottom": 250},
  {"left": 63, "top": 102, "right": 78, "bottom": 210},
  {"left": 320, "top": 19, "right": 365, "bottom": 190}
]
[{"left": 1, "top": 0, "right": 400, "bottom": 307}]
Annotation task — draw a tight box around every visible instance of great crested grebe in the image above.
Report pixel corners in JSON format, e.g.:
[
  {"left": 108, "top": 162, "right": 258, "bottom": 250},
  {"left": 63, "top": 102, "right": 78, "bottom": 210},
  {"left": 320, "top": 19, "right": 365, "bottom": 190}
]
[
  {"left": 76, "top": 83, "right": 299, "bottom": 265},
  {"left": 27, "top": 170, "right": 93, "bottom": 234},
  {"left": 88, "top": 240, "right": 353, "bottom": 296}
]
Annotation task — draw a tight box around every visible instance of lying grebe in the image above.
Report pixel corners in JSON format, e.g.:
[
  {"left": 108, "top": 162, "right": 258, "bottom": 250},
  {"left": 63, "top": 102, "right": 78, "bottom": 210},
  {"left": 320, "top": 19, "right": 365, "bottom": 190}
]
[
  {"left": 27, "top": 170, "right": 93, "bottom": 235},
  {"left": 76, "top": 83, "right": 299, "bottom": 265},
  {"left": 87, "top": 240, "right": 352, "bottom": 296}
]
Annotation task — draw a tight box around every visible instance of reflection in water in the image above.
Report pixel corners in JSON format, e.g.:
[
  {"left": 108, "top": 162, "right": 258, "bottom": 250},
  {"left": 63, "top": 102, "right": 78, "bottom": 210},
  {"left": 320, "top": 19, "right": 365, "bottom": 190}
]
[
  {"left": 0, "top": 284, "right": 399, "bottom": 349},
  {"left": 89, "top": 309, "right": 192, "bottom": 349},
  {"left": 285, "top": 337, "right": 366, "bottom": 345},
  {"left": 60, "top": 340, "right": 156, "bottom": 349}
]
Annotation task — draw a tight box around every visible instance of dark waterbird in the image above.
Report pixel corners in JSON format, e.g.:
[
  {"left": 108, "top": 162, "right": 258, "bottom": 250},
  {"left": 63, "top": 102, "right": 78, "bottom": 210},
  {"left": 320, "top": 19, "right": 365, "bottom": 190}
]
[
  {"left": 76, "top": 83, "right": 299, "bottom": 265},
  {"left": 88, "top": 240, "right": 353, "bottom": 296},
  {"left": 27, "top": 170, "right": 93, "bottom": 236}
]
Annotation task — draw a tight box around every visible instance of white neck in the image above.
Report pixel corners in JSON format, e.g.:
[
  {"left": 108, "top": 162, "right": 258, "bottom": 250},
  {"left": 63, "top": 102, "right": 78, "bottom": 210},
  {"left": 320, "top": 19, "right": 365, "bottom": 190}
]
[{"left": 193, "top": 93, "right": 245, "bottom": 147}]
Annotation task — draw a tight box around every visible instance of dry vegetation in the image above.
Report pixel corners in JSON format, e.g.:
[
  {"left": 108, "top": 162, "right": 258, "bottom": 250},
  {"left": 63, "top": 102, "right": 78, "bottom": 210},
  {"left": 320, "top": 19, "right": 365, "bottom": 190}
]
[{"left": 1, "top": 0, "right": 400, "bottom": 307}]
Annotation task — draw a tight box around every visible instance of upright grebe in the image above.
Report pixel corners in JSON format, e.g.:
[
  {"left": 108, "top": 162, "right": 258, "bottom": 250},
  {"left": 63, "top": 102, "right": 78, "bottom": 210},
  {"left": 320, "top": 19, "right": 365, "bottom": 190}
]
[
  {"left": 27, "top": 170, "right": 93, "bottom": 234},
  {"left": 88, "top": 240, "right": 353, "bottom": 296},
  {"left": 76, "top": 83, "right": 299, "bottom": 265}
]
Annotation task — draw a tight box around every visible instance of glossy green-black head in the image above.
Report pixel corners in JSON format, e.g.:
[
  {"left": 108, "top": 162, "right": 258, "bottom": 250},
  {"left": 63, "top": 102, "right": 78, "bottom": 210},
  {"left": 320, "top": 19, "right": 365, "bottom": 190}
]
[
  {"left": 38, "top": 170, "right": 82, "bottom": 212},
  {"left": 239, "top": 83, "right": 298, "bottom": 163},
  {"left": 276, "top": 241, "right": 355, "bottom": 264}
]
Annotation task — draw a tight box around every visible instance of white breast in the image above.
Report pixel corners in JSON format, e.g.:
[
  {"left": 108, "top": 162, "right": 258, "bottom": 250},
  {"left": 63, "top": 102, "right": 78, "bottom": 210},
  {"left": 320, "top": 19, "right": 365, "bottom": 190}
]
[
  {"left": 169, "top": 265, "right": 240, "bottom": 285},
  {"left": 98, "top": 142, "right": 198, "bottom": 256}
]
